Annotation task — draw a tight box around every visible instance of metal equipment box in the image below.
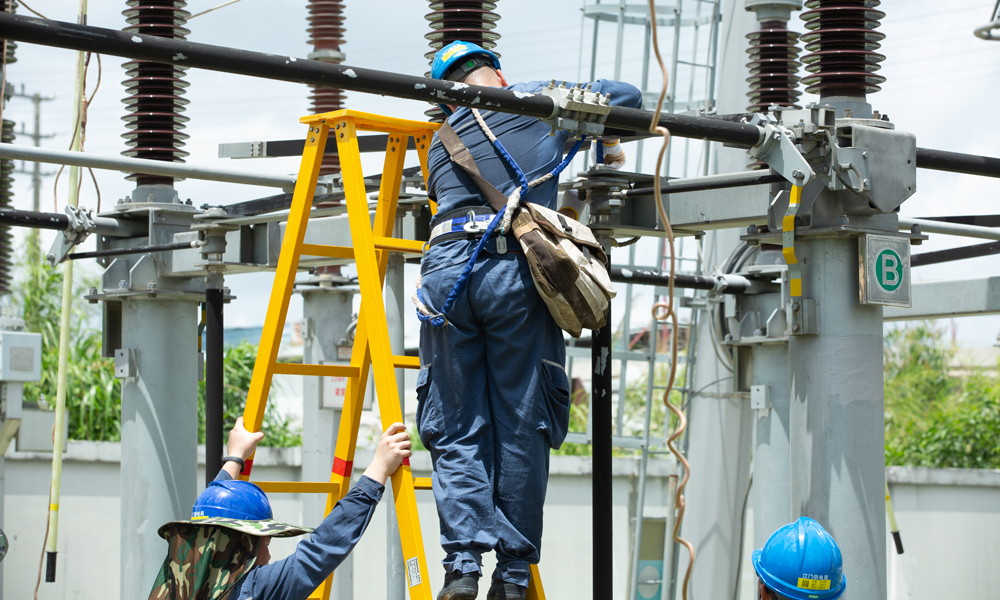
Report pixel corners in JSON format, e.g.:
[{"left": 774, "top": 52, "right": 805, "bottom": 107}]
[{"left": 0, "top": 330, "right": 42, "bottom": 382}]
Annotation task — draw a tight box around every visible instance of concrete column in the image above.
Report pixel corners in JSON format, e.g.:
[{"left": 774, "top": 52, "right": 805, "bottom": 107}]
[
  {"left": 300, "top": 283, "right": 355, "bottom": 600},
  {"left": 789, "top": 236, "right": 885, "bottom": 600},
  {"left": 750, "top": 340, "right": 791, "bottom": 547},
  {"left": 675, "top": 1, "right": 756, "bottom": 598},
  {"left": 120, "top": 299, "right": 198, "bottom": 600}
]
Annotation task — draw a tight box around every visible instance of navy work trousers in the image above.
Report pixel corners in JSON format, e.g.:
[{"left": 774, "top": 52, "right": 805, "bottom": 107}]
[{"left": 416, "top": 237, "right": 571, "bottom": 588}]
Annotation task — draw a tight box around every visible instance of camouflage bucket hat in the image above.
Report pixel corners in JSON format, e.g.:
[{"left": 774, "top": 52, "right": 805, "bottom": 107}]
[{"left": 158, "top": 517, "right": 313, "bottom": 540}]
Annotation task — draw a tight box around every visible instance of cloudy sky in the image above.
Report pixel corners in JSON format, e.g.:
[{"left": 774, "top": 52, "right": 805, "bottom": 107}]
[{"left": 3, "top": 0, "right": 999, "bottom": 346}]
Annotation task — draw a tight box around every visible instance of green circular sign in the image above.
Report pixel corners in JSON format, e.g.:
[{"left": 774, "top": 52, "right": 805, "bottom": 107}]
[{"left": 876, "top": 249, "right": 902, "bottom": 292}]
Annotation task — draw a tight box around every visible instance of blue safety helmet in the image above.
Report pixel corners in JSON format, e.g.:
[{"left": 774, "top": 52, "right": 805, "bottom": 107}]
[
  {"left": 752, "top": 517, "right": 846, "bottom": 600},
  {"left": 192, "top": 480, "right": 273, "bottom": 521},
  {"left": 430, "top": 40, "right": 502, "bottom": 116},
  {"left": 157, "top": 479, "right": 312, "bottom": 539}
]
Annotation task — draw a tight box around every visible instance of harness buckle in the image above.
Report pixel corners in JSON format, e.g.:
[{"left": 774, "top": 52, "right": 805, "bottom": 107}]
[{"left": 462, "top": 209, "right": 489, "bottom": 234}]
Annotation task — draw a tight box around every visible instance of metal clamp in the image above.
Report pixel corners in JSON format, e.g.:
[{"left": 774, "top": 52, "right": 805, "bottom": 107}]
[
  {"left": 747, "top": 112, "right": 814, "bottom": 187},
  {"left": 538, "top": 80, "right": 612, "bottom": 138},
  {"left": 46, "top": 205, "right": 97, "bottom": 267}
]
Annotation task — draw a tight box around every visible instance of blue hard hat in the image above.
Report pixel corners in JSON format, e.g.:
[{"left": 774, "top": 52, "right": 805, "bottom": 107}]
[
  {"left": 191, "top": 479, "right": 273, "bottom": 521},
  {"left": 751, "top": 517, "right": 846, "bottom": 600},
  {"left": 430, "top": 40, "right": 501, "bottom": 116}
]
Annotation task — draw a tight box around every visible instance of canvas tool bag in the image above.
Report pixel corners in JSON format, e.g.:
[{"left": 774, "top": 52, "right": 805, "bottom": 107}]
[{"left": 436, "top": 122, "right": 615, "bottom": 338}]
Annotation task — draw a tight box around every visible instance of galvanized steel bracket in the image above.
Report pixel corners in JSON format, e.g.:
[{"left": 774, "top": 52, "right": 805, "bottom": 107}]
[{"left": 748, "top": 112, "right": 815, "bottom": 187}]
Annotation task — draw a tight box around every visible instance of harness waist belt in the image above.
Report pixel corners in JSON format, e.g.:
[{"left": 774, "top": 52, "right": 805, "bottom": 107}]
[{"left": 429, "top": 206, "right": 517, "bottom": 248}]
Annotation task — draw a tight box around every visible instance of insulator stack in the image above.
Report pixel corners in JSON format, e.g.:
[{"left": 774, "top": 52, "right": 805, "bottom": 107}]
[
  {"left": 121, "top": 0, "right": 191, "bottom": 186},
  {"left": 746, "top": 21, "right": 802, "bottom": 113},
  {"left": 424, "top": 0, "right": 501, "bottom": 122},
  {"left": 0, "top": 120, "right": 14, "bottom": 294},
  {"left": 800, "top": 0, "right": 886, "bottom": 98},
  {"left": 0, "top": 2, "right": 15, "bottom": 293},
  {"left": 308, "top": 0, "right": 345, "bottom": 175}
]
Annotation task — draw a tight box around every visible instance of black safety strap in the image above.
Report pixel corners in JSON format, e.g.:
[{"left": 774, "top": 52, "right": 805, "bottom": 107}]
[{"left": 436, "top": 121, "right": 509, "bottom": 214}]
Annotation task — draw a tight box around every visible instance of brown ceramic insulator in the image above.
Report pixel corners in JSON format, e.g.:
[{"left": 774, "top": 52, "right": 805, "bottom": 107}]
[
  {"left": 746, "top": 21, "right": 801, "bottom": 170},
  {"left": 424, "top": 0, "right": 501, "bottom": 122},
  {"left": 121, "top": 0, "right": 190, "bottom": 186},
  {"left": 745, "top": 22, "right": 802, "bottom": 113},
  {"left": 0, "top": 120, "right": 14, "bottom": 294},
  {"left": 800, "top": 0, "right": 886, "bottom": 98},
  {"left": 308, "top": 0, "right": 345, "bottom": 175}
]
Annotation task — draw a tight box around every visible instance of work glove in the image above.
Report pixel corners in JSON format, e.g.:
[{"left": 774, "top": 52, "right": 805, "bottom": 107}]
[
  {"left": 592, "top": 139, "right": 627, "bottom": 170},
  {"left": 558, "top": 177, "right": 587, "bottom": 221}
]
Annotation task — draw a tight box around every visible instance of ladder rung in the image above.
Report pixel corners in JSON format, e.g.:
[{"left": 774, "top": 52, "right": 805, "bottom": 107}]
[
  {"left": 373, "top": 236, "right": 425, "bottom": 254},
  {"left": 301, "top": 243, "right": 354, "bottom": 259},
  {"left": 413, "top": 477, "right": 432, "bottom": 490},
  {"left": 394, "top": 355, "right": 420, "bottom": 369},
  {"left": 252, "top": 481, "right": 342, "bottom": 494},
  {"left": 273, "top": 363, "right": 360, "bottom": 377},
  {"left": 301, "top": 239, "right": 425, "bottom": 261}
]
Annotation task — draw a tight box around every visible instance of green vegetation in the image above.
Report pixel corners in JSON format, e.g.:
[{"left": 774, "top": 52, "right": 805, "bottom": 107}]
[
  {"left": 13, "top": 245, "right": 300, "bottom": 446},
  {"left": 199, "top": 341, "right": 301, "bottom": 447},
  {"left": 553, "top": 364, "right": 684, "bottom": 457},
  {"left": 884, "top": 323, "right": 1000, "bottom": 469}
]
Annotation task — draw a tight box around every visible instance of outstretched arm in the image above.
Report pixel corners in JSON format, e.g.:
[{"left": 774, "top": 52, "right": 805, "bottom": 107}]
[{"left": 238, "top": 423, "right": 412, "bottom": 600}]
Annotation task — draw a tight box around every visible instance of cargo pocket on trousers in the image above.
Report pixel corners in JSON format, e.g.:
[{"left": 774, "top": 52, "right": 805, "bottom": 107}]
[
  {"left": 538, "top": 359, "right": 571, "bottom": 449},
  {"left": 414, "top": 365, "right": 442, "bottom": 446}
]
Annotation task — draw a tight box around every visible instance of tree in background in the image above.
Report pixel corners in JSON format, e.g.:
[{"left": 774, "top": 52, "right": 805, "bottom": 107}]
[
  {"left": 13, "top": 246, "right": 299, "bottom": 446},
  {"left": 884, "top": 323, "right": 1000, "bottom": 469}
]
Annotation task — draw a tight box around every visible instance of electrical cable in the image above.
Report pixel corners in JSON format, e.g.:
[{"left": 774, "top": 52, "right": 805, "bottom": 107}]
[
  {"left": 188, "top": 0, "right": 244, "bottom": 20},
  {"left": 53, "top": 50, "right": 101, "bottom": 213},
  {"left": 15, "top": 0, "right": 43, "bottom": 19},
  {"left": 644, "top": 1, "right": 694, "bottom": 598}
]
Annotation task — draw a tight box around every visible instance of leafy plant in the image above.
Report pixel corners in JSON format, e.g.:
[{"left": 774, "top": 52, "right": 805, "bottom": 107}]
[
  {"left": 198, "top": 341, "right": 301, "bottom": 447},
  {"left": 884, "top": 322, "right": 1000, "bottom": 469},
  {"left": 13, "top": 244, "right": 299, "bottom": 446}
]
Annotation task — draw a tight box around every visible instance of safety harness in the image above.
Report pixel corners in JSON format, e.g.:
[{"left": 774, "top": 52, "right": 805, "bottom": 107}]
[{"left": 414, "top": 109, "right": 585, "bottom": 328}]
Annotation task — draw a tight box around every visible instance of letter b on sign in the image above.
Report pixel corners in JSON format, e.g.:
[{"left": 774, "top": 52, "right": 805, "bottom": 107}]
[{"left": 876, "top": 249, "right": 902, "bottom": 292}]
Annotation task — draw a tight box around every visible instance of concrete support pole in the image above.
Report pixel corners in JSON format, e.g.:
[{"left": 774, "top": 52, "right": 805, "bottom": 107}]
[
  {"left": 750, "top": 341, "right": 791, "bottom": 547},
  {"left": 789, "top": 236, "right": 886, "bottom": 600},
  {"left": 301, "top": 284, "right": 354, "bottom": 600},
  {"left": 384, "top": 239, "right": 407, "bottom": 600},
  {"left": 675, "top": 1, "right": 756, "bottom": 599},
  {"left": 120, "top": 299, "right": 198, "bottom": 600}
]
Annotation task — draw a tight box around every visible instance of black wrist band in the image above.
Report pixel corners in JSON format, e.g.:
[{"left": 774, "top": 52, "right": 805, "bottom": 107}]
[{"left": 221, "top": 456, "right": 246, "bottom": 473}]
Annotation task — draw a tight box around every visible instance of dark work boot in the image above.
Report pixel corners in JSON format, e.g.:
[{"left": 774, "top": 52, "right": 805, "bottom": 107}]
[
  {"left": 486, "top": 580, "right": 527, "bottom": 600},
  {"left": 437, "top": 571, "right": 480, "bottom": 600}
]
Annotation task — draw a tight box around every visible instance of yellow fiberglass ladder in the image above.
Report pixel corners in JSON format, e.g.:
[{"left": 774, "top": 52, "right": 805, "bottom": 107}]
[{"left": 235, "top": 110, "right": 546, "bottom": 600}]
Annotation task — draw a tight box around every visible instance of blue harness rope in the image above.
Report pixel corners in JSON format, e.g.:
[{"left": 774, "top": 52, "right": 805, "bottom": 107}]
[{"left": 417, "top": 126, "right": 586, "bottom": 329}]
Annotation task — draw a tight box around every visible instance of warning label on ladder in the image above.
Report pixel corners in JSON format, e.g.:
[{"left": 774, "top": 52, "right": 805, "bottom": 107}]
[{"left": 407, "top": 557, "right": 422, "bottom": 587}]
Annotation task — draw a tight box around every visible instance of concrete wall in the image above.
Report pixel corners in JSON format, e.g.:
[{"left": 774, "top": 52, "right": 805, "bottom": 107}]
[
  {"left": 2, "top": 442, "right": 676, "bottom": 600},
  {"left": 735, "top": 466, "right": 1000, "bottom": 600}
]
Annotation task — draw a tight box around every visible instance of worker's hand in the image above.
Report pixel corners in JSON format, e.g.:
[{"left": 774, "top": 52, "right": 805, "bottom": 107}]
[
  {"left": 227, "top": 417, "right": 265, "bottom": 461},
  {"left": 364, "top": 422, "right": 412, "bottom": 485},
  {"left": 592, "top": 139, "right": 627, "bottom": 170},
  {"left": 558, "top": 183, "right": 586, "bottom": 221}
]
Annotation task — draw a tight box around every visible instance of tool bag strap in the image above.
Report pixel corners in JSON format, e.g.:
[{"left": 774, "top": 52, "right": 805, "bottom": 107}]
[{"left": 436, "top": 121, "right": 509, "bottom": 214}]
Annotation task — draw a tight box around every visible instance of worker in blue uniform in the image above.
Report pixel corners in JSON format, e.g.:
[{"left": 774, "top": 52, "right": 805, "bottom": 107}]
[
  {"left": 149, "top": 417, "right": 412, "bottom": 600},
  {"left": 752, "top": 517, "right": 847, "bottom": 600},
  {"left": 418, "top": 40, "right": 642, "bottom": 600}
]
